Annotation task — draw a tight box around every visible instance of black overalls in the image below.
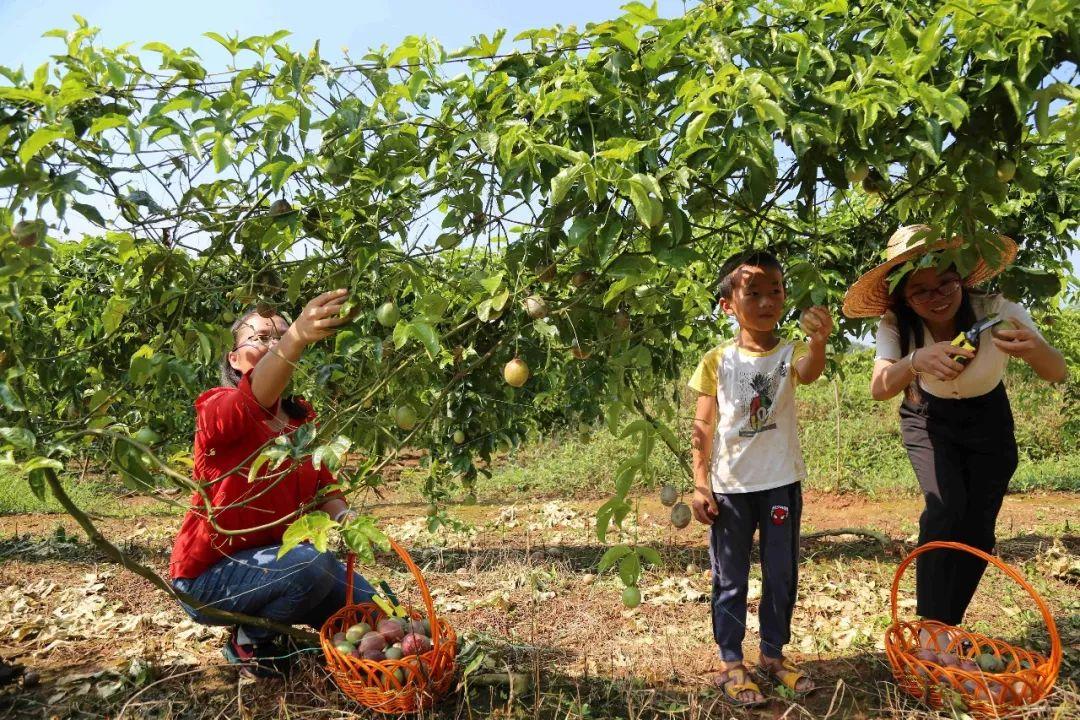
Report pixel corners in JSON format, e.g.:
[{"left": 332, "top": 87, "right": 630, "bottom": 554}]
[{"left": 898, "top": 382, "right": 1019, "bottom": 624}]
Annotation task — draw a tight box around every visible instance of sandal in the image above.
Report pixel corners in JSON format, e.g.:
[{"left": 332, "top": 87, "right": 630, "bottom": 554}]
[
  {"left": 221, "top": 628, "right": 288, "bottom": 679},
  {"left": 713, "top": 665, "right": 767, "bottom": 707},
  {"left": 756, "top": 658, "right": 815, "bottom": 696}
]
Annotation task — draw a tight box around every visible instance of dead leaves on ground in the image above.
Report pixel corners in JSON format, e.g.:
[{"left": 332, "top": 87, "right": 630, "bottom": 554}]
[{"left": 0, "top": 571, "right": 223, "bottom": 703}]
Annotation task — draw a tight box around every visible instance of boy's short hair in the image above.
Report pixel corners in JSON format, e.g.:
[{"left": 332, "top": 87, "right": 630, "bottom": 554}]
[{"left": 718, "top": 251, "right": 784, "bottom": 299}]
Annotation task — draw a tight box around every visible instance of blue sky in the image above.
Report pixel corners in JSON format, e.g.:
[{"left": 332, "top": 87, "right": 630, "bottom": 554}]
[
  {"left": 1, "top": 0, "right": 1075, "bottom": 278},
  {"left": 0, "top": 0, "right": 691, "bottom": 70}
]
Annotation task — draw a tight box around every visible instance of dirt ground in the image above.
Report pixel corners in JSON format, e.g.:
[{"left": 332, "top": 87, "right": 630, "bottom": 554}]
[{"left": 1, "top": 488, "right": 1077, "bottom": 719}]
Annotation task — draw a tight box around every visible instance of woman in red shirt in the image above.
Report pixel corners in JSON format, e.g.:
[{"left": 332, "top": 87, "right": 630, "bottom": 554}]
[{"left": 170, "top": 289, "right": 375, "bottom": 677}]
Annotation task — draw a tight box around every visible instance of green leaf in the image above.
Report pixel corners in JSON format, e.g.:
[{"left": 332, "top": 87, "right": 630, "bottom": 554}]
[
  {"left": 622, "top": 1, "right": 658, "bottom": 24},
  {"left": 0, "top": 383, "right": 26, "bottom": 412},
  {"left": 311, "top": 435, "right": 352, "bottom": 472},
  {"left": 753, "top": 98, "right": 786, "bottom": 131},
  {"left": 620, "top": 418, "right": 651, "bottom": 438},
  {"left": 532, "top": 318, "right": 558, "bottom": 338},
  {"left": 393, "top": 320, "right": 411, "bottom": 349},
  {"left": 477, "top": 131, "right": 500, "bottom": 156},
  {"left": 686, "top": 111, "right": 712, "bottom": 145},
  {"left": 918, "top": 13, "right": 948, "bottom": 55},
  {"left": 614, "top": 461, "right": 637, "bottom": 497},
  {"left": 27, "top": 469, "right": 48, "bottom": 502},
  {"left": 72, "top": 202, "right": 107, "bottom": 228},
  {"left": 637, "top": 546, "right": 661, "bottom": 567},
  {"left": 0, "top": 426, "right": 35, "bottom": 450},
  {"left": 618, "top": 551, "right": 641, "bottom": 587},
  {"left": 596, "top": 137, "right": 652, "bottom": 160},
  {"left": 19, "top": 128, "right": 66, "bottom": 165},
  {"left": 143, "top": 41, "right": 175, "bottom": 55},
  {"left": 248, "top": 444, "right": 289, "bottom": 482},
  {"left": 596, "top": 496, "right": 630, "bottom": 542},
  {"left": 408, "top": 321, "right": 441, "bottom": 358},
  {"left": 278, "top": 512, "right": 335, "bottom": 558},
  {"left": 387, "top": 37, "right": 422, "bottom": 66},
  {"left": 479, "top": 272, "right": 504, "bottom": 294},
  {"left": 88, "top": 114, "right": 128, "bottom": 136},
  {"left": 1035, "top": 94, "right": 1050, "bottom": 137},
  {"left": 213, "top": 134, "right": 235, "bottom": 172},
  {"left": 414, "top": 293, "right": 450, "bottom": 320},
  {"left": 22, "top": 456, "right": 63, "bottom": 474},
  {"left": 551, "top": 162, "right": 585, "bottom": 204},
  {"left": 204, "top": 31, "right": 237, "bottom": 54},
  {"left": 114, "top": 441, "right": 156, "bottom": 491},
  {"left": 653, "top": 420, "right": 679, "bottom": 450},
  {"left": 626, "top": 174, "right": 663, "bottom": 228},
  {"left": 103, "top": 296, "right": 131, "bottom": 334},
  {"left": 597, "top": 544, "right": 632, "bottom": 573},
  {"left": 339, "top": 515, "right": 391, "bottom": 564},
  {"left": 568, "top": 216, "right": 597, "bottom": 248}
]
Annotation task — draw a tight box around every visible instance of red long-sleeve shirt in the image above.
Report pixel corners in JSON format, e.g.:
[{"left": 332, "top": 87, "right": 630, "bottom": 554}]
[{"left": 169, "top": 371, "right": 339, "bottom": 580}]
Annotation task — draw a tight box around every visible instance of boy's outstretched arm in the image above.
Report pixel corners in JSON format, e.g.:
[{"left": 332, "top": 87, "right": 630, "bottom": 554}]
[
  {"left": 691, "top": 393, "right": 719, "bottom": 525},
  {"left": 794, "top": 306, "right": 833, "bottom": 384}
]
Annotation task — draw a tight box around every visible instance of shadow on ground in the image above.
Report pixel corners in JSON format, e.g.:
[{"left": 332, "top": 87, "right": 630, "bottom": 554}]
[{"left": 3, "top": 644, "right": 1074, "bottom": 720}]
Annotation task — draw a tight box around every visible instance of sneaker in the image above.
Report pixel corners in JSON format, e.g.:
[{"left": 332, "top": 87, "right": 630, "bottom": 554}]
[{"left": 221, "top": 628, "right": 287, "bottom": 679}]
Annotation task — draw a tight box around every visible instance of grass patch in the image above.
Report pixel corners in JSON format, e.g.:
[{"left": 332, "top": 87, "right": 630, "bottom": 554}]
[
  {"left": 0, "top": 466, "right": 178, "bottom": 517},
  {"left": 485, "top": 429, "right": 685, "bottom": 498},
  {"left": 475, "top": 347, "right": 1078, "bottom": 501}
]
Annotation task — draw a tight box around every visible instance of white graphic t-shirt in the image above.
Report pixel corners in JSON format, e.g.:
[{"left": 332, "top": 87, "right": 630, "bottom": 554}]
[{"left": 688, "top": 340, "right": 809, "bottom": 494}]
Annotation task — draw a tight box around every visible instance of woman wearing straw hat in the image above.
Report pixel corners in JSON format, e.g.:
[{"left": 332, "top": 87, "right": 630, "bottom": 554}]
[{"left": 843, "top": 225, "right": 1066, "bottom": 637}]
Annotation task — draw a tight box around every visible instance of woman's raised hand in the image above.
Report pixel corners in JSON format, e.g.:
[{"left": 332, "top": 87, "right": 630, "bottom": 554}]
[
  {"left": 991, "top": 325, "right": 1043, "bottom": 359},
  {"left": 911, "top": 341, "right": 974, "bottom": 381},
  {"left": 289, "top": 289, "right": 351, "bottom": 346}
]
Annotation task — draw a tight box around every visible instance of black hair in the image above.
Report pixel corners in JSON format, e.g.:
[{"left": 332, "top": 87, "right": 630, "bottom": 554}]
[
  {"left": 221, "top": 309, "right": 308, "bottom": 420},
  {"left": 718, "top": 251, "right": 784, "bottom": 300}
]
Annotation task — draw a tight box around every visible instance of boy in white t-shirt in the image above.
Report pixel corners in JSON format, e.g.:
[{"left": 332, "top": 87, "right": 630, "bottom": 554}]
[{"left": 689, "top": 252, "right": 832, "bottom": 706}]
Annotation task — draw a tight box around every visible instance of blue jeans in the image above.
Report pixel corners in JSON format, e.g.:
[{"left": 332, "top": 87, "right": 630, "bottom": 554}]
[{"left": 172, "top": 543, "right": 377, "bottom": 643}]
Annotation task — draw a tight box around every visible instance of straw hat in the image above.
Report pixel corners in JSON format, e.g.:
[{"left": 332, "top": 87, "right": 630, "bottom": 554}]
[{"left": 842, "top": 224, "right": 1017, "bottom": 318}]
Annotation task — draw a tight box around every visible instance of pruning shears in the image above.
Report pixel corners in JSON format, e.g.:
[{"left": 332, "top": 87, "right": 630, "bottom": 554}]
[
  {"left": 950, "top": 315, "right": 1004, "bottom": 365},
  {"left": 371, "top": 580, "right": 408, "bottom": 618}
]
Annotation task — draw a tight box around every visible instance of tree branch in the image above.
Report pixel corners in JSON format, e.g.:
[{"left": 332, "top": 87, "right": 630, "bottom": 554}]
[
  {"left": 42, "top": 468, "right": 319, "bottom": 643},
  {"left": 802, "top": 527, "right": 891, "bottom": 545}
]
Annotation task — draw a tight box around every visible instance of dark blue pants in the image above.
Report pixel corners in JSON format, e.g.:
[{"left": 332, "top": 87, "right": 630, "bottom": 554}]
[
  {"left": 899, "top": 382, "right": 1018, "bottom": 625},
  {"left": 172, "top": 543, "right": 377, "bottom": 643},
  {"left": 709, "top": 483, "right": 802, "bottom": 662}
]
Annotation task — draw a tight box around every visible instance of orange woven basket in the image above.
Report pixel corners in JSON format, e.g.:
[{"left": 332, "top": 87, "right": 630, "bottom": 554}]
[
  {"left": 320, "top": 539, "right": 457, "bottom": 714},
  {"left": 884, "top": 541, "right": 1061, "bottom": 718}
]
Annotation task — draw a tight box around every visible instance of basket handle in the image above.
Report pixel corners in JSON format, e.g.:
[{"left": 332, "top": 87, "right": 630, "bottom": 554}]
[
  {"left": 345, "top": 538, "right": 443, "bottom": 649},
  {"left": 889, "top": 541, "right": 1061, "bottom": 681}
]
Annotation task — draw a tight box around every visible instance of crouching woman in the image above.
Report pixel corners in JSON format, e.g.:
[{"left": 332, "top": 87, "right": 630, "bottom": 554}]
[{"left": 169, "top": 289, "right": 375, "bottom": 676}]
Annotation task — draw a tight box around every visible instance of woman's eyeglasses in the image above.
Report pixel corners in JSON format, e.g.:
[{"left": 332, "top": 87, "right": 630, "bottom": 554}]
[
  {"left": 907, "top": 278, "right": 961, "bottom": 306},
  {"left": 234, "top": 333, "right": 281, "bottom": 350}
]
